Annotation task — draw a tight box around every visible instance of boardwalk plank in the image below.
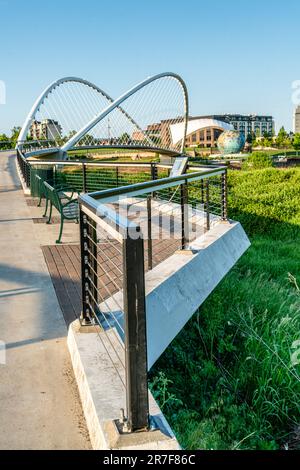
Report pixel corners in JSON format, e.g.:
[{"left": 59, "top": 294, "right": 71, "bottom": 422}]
[{"left": 42, "top": 237, "right": 181, "bottom": 328}]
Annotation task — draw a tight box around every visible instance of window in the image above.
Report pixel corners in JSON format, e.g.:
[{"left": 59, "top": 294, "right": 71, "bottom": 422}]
[{"left": 214, "top": 129, "right": 222, "bottom": 140}]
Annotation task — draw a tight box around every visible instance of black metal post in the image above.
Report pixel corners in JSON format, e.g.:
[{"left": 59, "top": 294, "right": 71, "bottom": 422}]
[
  {"left": 147, "top": 195, "right": 153, "bottom": 270},
  {"left": 123, "top": 232, "right": 149, "bottom": 432},
  {"left": 22, "top": 157, "right": 25, "bottom": 181},
  {"left": 180, "top": 181, "right": 189, "bottom": 250},
  {"left": 79, "top": 206, "right": 92, "bottom": 325},
  {"left": 221, "top": 170, "right": 228, "bottom": 221},
  {"left": 151, "top": 162, "right": 158, "bottom": 181},
  {"left": 26, "top": 161, "right": 31, "bottom": 189},
  {"left": 151, "top": 163, "right": 158, "bottom": 198},
  {"left": 116, "top": 166, "right": 119, "bottom": 187},
  {"left": 200, "top": 179, "right": 204, "bottom": 204},
  {"left": 82, "top": 163, "right": 87, "bottom": 193},
  {"left": 88, "top": 216, "right": 98, "bottom": 318},
  {"left": 205, "top": 178, "right": 210, "bottom": 232}
]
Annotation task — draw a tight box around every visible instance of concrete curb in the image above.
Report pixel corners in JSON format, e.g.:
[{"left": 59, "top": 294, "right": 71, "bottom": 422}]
[{"left": 67, "top": 320, "right": 180, "bottom": 450}]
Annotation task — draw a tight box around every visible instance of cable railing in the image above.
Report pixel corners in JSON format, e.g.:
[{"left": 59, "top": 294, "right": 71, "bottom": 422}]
[
  {"left": 79, "top": 196, "right": 148, "bottom": 432},
  {"left": 17, "top": 149, "right": 31, "bottom": 187},
  {"left": 78, "top": 165, "right": 227, "bottom": 432},
  {"left": 16, "top": 146, "right": 227, "bottom": 432},
  {"left": 16, "top": 148, "right": 222, "bottom": 194}
]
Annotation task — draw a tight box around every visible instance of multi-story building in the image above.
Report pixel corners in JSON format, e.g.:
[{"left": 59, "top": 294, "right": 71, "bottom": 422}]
[
  {"left": 132, "top": 123, "right": 161, "bottom": 144},
  {"left": 168, "top": 117, "right": 233, "bottom": 148},
  {"left": 294, "top": 106, "right": 300, "bottom": 134},
  {"left": 200, "top": 114, "right": 274, "bottom": 138},
  {"left": 131, "top": 114, "right": 274, "bottom": 150},
  {"left": 30, "top": 119, "right": 62, "bottom": 141},
  {"left": 132, "top": 117, "right": 233, "bottom": 149}
]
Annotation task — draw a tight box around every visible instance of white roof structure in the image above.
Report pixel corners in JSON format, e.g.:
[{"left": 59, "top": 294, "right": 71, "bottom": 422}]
[{"left": 170, "top": 118, "right": 234, "bottom": 145}]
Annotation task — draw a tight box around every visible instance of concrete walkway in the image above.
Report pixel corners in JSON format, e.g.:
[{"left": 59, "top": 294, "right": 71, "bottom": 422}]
[{"left": 0, "top": 151, "right": 90, "bottom": 449}]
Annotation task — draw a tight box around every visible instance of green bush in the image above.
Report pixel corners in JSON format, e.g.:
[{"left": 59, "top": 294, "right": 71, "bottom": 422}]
[{"left": 242, "top": 152, "right": 273, "bottom": 170}]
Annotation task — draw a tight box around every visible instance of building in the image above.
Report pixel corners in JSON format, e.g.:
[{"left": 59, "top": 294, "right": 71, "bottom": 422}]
[
  {"left": 294, "top": 106, "right": 300, "bottom": 133},
  {"left": 199, "top": 114, "right": 274, "bottom": 138},
  {"left": 168, "top": 117, "right": 233, "bottom": 148},
  {"left": 30, "top": 119, "right": 62, "bottom": 141},
  {"left": 132, "top": 123, "right": 161, "bottom": 144},
  {"left": 132, "top": 117, "right": 233, "bottom": 149},
  {"left": 131, "top": 113, "right": 274, "bottom": 150}
]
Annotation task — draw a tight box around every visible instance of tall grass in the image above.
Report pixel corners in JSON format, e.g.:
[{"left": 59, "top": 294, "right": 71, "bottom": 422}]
[{"left": 149, "top": 167, "right": 300, "bottom": 450}]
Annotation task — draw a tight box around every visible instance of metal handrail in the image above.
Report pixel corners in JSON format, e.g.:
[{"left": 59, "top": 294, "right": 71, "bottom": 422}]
[
  {"left": 25, "top": 159, "right": 221, "bottom": 170},
  {"left": 86, "top": 166, "right": 226, "bottom": 203},
  {"left": 26, "top": 160, "right": 165, "bottom": 167},
  {"left": 79, "top": 194, "right": 139, "bottom": 242},
  {"left": 78, "top": 164, "right": 227, "bottom": 250}
]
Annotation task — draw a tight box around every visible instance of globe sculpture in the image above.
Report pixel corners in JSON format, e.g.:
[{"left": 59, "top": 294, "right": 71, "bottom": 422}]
[{"left": 217, "top": 130, "right": 245, "bottom": 154}]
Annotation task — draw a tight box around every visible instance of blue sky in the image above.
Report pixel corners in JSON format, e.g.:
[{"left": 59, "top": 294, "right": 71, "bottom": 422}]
[{"left": 0, "top": 0, "right": 300, "bottom": 135}]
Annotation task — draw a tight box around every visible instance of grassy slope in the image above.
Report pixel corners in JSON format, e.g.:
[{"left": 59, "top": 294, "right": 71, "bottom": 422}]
[{"left": 149, "top": 168, "right": 300, "bottom": 450}]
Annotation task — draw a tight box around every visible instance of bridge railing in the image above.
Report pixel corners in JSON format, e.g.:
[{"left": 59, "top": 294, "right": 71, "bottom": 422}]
[
  {"left": 16, "top": 151, "right": 222, "bottom": 195},
  {"left": 78, "top": 165, "right": 227, "bottom": 432},
  {"left": 17, "top": 139, "right": 57, "bottom": 152},
  {"left": 79, "top": 193, "right": 149, "bottom": 432},
  {"left": 16, "top": 148, "right": 227, "bottom": 432},
  {"left": 17, "top": 149, "right": 31, "bottom": 187}
]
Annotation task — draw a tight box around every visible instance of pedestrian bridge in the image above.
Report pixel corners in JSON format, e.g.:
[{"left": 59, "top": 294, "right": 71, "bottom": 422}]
[
  {"left": 16, "top": 73, "right": 188, "bottom": 160},
  {"left": 12, "top": 72, "right": 250, "bottom": 449}
]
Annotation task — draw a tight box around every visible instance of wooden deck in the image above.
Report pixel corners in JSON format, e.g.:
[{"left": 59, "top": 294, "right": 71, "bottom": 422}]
[
  {"left": 42, "top": 237, "right": 181, "bottom": 327},
  {"left": 42, "top": 245, "right": 82, "bottom": 326}
]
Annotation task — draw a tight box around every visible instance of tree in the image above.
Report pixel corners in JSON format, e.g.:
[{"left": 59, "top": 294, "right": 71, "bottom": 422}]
[
  {"left": 246, "top": 133, "right": 253, "bottom": 144},
  {"left": 119, "top": 132, "right": 131, "bottom": 145},
  {"left": 261, "top": 136, "right": 273, "bottom": 148},
  {"left": 275, "top": 126, "right": 291, "bottom": 148},
  {"left": 293, "top": 133, "right": 300, "bottom": 150},
  {"left": 10, "top": 126, "right": 21, "bottom": 145},
  {"left": 0, "top": 133, "right": 9, "bottom": 142},
  {"left": 0, "top": 133, "right": 10, "bottom": 149}
]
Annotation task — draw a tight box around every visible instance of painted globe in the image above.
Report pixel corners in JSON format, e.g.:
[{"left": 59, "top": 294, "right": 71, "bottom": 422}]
[{"left": 217, "top": 130, "right": 245, "bottom": 154}]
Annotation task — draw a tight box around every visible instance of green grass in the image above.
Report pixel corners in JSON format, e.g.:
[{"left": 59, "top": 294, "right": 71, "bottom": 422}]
[
  {"left": 67, "top": 148, "right": 160, "bottom": 163},
  {"left": 149, "top": 167, "right": 300, "bottom": 450}
]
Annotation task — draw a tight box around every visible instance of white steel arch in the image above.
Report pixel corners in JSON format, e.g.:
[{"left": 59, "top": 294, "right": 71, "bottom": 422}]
[
  {"left": 18, "top": 72, "right": 188, "bottom": 156},
  {"left": 61, "top": 72, "right": 188, "bottom": 153},
  {"left": 17, "top": 76, "right": 154, "bottom": 149}
]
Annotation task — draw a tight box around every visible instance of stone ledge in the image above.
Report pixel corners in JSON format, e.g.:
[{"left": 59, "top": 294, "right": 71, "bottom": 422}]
[{"left": 67, "top": 319, "right": 180, "bottom": 450}]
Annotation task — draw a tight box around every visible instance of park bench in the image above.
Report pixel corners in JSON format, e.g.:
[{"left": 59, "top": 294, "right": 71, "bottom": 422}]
[
  {"left": 43, "top": 181, "right": 79, "bottom": 244},
  {"left": 35, "top": 174, "right": 46, "bottom": 207},
  {"left": 35, "top": 174, "right": 76, "bottom": 210}
]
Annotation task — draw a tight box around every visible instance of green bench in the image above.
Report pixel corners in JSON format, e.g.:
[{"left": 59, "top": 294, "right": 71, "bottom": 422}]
[
  {"left": 43, "top": 181, "right": 79, "bottom": 244},
  {"left": 35, "top": 174, "right": 75, "bottom": 210},
  {"left": 35, "top": 175, "right": 46, "bottom": 207}
]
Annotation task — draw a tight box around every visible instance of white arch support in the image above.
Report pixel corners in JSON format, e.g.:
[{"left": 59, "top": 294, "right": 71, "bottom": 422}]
[
  {"left": 17, "top": 77, "right": 88, "bottom": 147},
  {"left": 18, "top": 72, "right": 189, "bottom": 157},
  {"left": 61, "top": 72, "right": 188, "bottom": 154},
  {"left": 17, "top": 77, "right": 155, "bottom": 150}
]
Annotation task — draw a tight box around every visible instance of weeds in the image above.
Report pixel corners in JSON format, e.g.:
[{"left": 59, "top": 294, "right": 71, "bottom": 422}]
[{"left": 149, "top": 167, "right": 300, "bottom": 450}]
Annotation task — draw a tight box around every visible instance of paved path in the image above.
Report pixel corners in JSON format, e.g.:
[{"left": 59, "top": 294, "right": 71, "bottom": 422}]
[{"left": 0, "top": 152, "right": 90, "bottom": 449}]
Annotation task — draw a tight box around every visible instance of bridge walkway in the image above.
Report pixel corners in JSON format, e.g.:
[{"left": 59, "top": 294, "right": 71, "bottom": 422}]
[{"left": 0, "top": 151, "right": 90, "bottom": 449}]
